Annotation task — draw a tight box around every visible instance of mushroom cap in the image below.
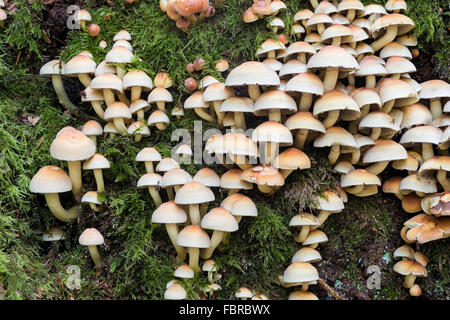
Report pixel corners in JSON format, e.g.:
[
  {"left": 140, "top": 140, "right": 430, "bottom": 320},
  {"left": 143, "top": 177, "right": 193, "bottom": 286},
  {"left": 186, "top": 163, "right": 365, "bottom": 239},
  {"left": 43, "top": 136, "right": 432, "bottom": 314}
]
[
  {"left": 156, "top": 158, "right": 180, "bottom": 172},
  {"left": 418, "top": 156, "right": 450, "bottom": 180},
  {"left": 95, "top": 61, "right": 117, "bottom": 77},
  {"left": 379, "top": 42, "right": 412, "bottom": 59},
  {"left": 315, "top": 1, "right": 337, "bottom": 14},
  {"left": 331, "top": 13, "right": 350, "bottom": 25},
  {"left": 307, "top": 45, "right": 359, "bottom": 71},
  {"left": 402, "top": 194, "right": 422, "bottom": 213},
  {"left": 202, "top": 259, "right": 217, "bottom": 272},
  {"left": 256, "top": 38, "right": 286, "bottom": 58},
  {"left": 175, "top": 181, "right": 215, "bottom": 205},
  {"left": 252, "top": 121, "right": 293, "bottom": 144},
  {"left": 254, "top": 90, "right": 297, "bottom": 115},
  {"left": 220, "top": 96, "right": 254, "bottom": 113},
  {"left": 175, "top": 144, "right": 192, "bottom": 156},
  {"left": 176, "top": 224, "right": 211, "bottom": 248},
  {"left": 136, "top": 147, "right": 162, "bottom": 162},
  {"left": 314, "top": 127, "right": 357, "bottom": 148},
  {"left": 382, "top": 176, "right": 402, "bottom": 194},
  {"left": 306, "top": 13, "right": 333, "bottom": 29},
  {"left": 400, "top": 125, "right": 442, "bottom": 146},
  {"left": 201, "top": 207, "right": 239, "bottom": 232},
  {"left": 285, "top": 72, "right": 324, "bottom": 95},
  {"left": 313, "top": 90, "right": 359, "bottom": 117},
  {"left": 291, "top": 247, "right": 322, "bottom": 263},
  {"left": 220, "top": 193, "right": 258, "bottom": 217},
  {"left": 64, "top": 55, "right": 96, "bottom": 75},
  {"left": 350, "top": 88, "right": 381, "bottom": 109},
  {"left": 164, "top": 283, "right": 186, "bottom": 300},
  {"left": 174, "top": 264, "right": 194, "bottom": 279},
  {"left": 399, "top": 174, "right": 437, "bottom": 194},
  {"left": 50, "top": 127, "right": 96, "bottom": 161},
  {"left": 273, "top": 148, "right": 311, "bottom": 170},
  {"left": 393, "top": 245, "right": 415, "bottom": 260},
  {"left": 289, "top": 213, "right": 320, "bottom": 227},
  {"left": 337, "top": 0, "right": 365, "bottom": 14},
  {"left": 90, "top": 73, "right": 124, "bottom": 94},
  {"left": 29, "top": 166, "right": 72, "bottom": 194},
  {"left": 137, "top": 173, "right": 162, "bottom": 188},
  {"left": 154, "top": 72, "right": 173, "bottom": 88},
  {"left": 354, "top": 56, "right": 386, "bottom": 76},
  {"left": 362, "top": 139, "right": 408, "bottom": 163},
  {"left": 81, "top": 87, "right": 104, "bottom": 103},
  {"left": 171, "top": 107, "right": 184, "bottom": 117},
  {"left": 82, "top": 120, "right": 103, "bottom": 136},
  {"left": 113, "top": 39, "right": 133, "bottom": 51},
  {"left": 284, "top": 41, "right": 316, "bottom": 60},
  {"left": 334, "top": 160, "right": 355, "bottom": 174},
  {"left": 294, "top": 9, "right": 313, "bottom": 23},
  {"left": 262, "top": 58, "right": 283, "bottom": 72},
  {"left": 279, "top": 60, "right": 308, "bottom": 79},
  {"left": 392, "top": 152, "right": 421, "bottom": 172},
  {"left": 198, "top": 75, "right": 220, "bottom": 90},
  {"left": 193, "top": 168, "right": 221, "bottom": 187},
  {"left": 302, "top": 229, "right": 329, "bottom": 245},
  {"left": 104, "top": 102, "right": 132, "bottom": 120},
  {"left": 148, "top": 110, "right": 170, "bottom": 125},
  {"left": 393, "top": 260, "right": 427, "bottom": 277},
  {"left": 314, "top": 190, "right": 345, "bottom": 211},
  {"left": 358, "top": 111, "right": 399, "bottom": 133},
  {"left": 40, "top": 59, "right": 64, "bottom": 75},
  {"left": 284, "top": 111, "right": 326, "bottom": 133},
  {"left": 371, "top": 13, "right": 415, "bottom": 38},
  {"left": 42, "top": 228, "right": 65, "bottom": 242},
  {"left": 103, "top": 122, "right": 118, "bottom": 134},
  {"left": 283, "top": 262, "right": 319, "bottom": 283},
  {"left": 123, "top": 70, "right": 153, "bottom": 90},
  {"left": 221, "top": 169, "right": 253, "bottom": 190},
  {"left": 151, "top": 200, "right": 187, "bottom": 224},
  {"left": 105, "top": 46, "right": 134, "bottom": 64},
  {"left": 400, "top": 104, "right": 432, "bottom": 129},
  {"left": 385, "top": 0, "right": 407, "bottom": 12},
  {"left": 113, "top": 30, "right": 131, "bottom": 41},
  {"left": 83, "top": 154, "right": 110, "bottom": 170},
  {"left": 364, "top": 3, "right": 387, "bottom": 15},
  {"left": 235, "top": 287, "right": 253, "bottom": 299},
  {"left": 292, "top": 24, "right": 306, "bottom": 35},
  {"left": 161, "top": 168, "right": 192, "bottom": 188},
  {"left": 225, "top": 61, "right": 280, "bottom": 87},
  {"left": 184, "top": 91, "right": 208, "bottom": 109},
  {"left": 352, "top": 17, "right": 371, "bottom": 33},
  {"left": 81, "top": 191, "right": 101, "bottom": 205},
  {"left": 129, "top": 99, "right": 150, "bottom": 114},
  {"left": 288, "top": 291, "right": 319, "bottom": 300},
  {"left": 79, "top": 228, "right": 104, "bottom": 246},
  {"left": 240, "top": 165, "right": 285, "bottom": 187},
  {"left": 414, "top": 252, "right": 428, "bottom": 267},
  {"left": 203, "top": 82, "right": 235, "bottom": 102},
  {"left": 341, "top": 169, "right": 381, "bottom": 187},
  {"left": 404, "top": 214, "right": 450, "bottom": 243},
  {"left": 222, "top": 133, "right": 259, "bottom": 157},
  {"left": 355, "top": 42, "right": 374, "bottom": 56},
  {"left": 321, "top": 24, "right": 353, "bottom": 43},
  {"left": 418, "top": 79, "right": 450, "bottom": 99},
  {"left": 348, "top": 25, "right": 369, "bottom": 42},
  {"left": 385, "top": 56, "right": 416, "bottom": 75},
  {"left": 427, "top": 192, "right": 450, "bottom": 216}
]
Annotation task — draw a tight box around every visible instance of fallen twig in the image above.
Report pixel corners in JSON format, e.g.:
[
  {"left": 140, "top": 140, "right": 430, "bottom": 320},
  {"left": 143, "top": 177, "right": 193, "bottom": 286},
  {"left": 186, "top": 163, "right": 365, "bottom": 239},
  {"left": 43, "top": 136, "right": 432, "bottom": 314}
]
[{"left": 318, "top": 278, "right": 346, "bottom": 300}]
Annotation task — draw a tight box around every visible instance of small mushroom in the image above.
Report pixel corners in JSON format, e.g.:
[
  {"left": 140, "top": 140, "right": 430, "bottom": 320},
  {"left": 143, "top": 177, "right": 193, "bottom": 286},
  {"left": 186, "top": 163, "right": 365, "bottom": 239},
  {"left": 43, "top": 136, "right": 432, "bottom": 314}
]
[
  {"left": 81, "top": 191, "right": 102, "bottom": 212},
  {"left": 79, "top": 228, "right": 104, "bottom": 267},
  {"left": 137, "top": 173, "right": 163, "bottom": 206},
  {"left": 136, "top": 147, "right": 162, "bottom": 173},
  {"left": 176, "top": 225, "right": 211, "bottom": 272}
]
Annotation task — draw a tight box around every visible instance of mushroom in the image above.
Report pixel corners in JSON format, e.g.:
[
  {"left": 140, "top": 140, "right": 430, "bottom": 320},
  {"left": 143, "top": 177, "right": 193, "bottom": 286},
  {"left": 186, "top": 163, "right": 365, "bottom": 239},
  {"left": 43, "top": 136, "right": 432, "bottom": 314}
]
[
  {"left": 154, "top": 72, "right": 173, "bottom": 88},
  {"left": 307, "top": 45, "right": 359, "bottom": 92},
  {"left": 292, "top": 247, "right": 322, "bottom": 264},
  {"left": 137, "top": 173, "right": 163, "bottom": 206},
  {"left": 370, "top": 13, "right": 415, "bottom": 52},
  {"left": 417, "top": 156, "right": 450, "bottom": 191},
  {"left": 152, "top": 200, "right": 187, "bottom": 263},
  {"left": 321, "top": 24, "right": 353, "bottom": 46},
  {"left": 90, "top": 73, "right": 124, "bottom": 107},
  {"left": 184, "top": 91, "right": 214, "bottom": 123},
  {"left": 83, "top": 154, "right": 110, "bottom": 193},
  {"left": 105, "top": 46, "right": 134, "bottom": 79},
  {"left": 75, "top": 9, "right": 91, "bottom": 30},
  {"left": 63, "top": 54, "right": 96, "bottom": 88},
  {"left": 302, "top": 229, "right": 328, "bottom": 248},
  {"left": 156, "top": 157, "right": 180, "bottom": 173},
  {"left": 252, "top": 121, "right": 293, "bottom": 164},
  {"left": 385, "top": 56, "right": 416, "bottom": 79},
  {"left": 358, "top": 111, "right": 400, "bottom": 140},
  {"left": 175, "top": 181, "right": 215, "bottom": 225},
  {"left": 104, "top": 122, "right": 118, "bottom": 138},
  {"left": 220, "top": 97, "right": 254, "bottom": 131},
  {"left": 50, "top": 127, "right": 96, "bottom": 196},
  {"left": 340, "top": 134, "right": 375, "bottom": 164},
  {"left": 294, "top": 9, "right": 313, "bottom": 29},
  {"left": 289, "top": 213, "right": 320, "bottom": 243},
  {"left": 254, "top": 89, "right": 297, "bottom": 123},
  {"left": 393, "top": 245, "right": 415, "bottom": 260},
  {"left": 341, "top": 169, "right": 381, "bottom": 195},
  {"left": 164, "top": 283, "right": 186, "bottom": 300},
  {"left": 148, "top": 87, "right": 173, "bottom": 113},
  {"left": 225, "top": 61, "right": 280, "bottom": 101},
  {"left": 203, "top": 83, "right": 235, "bottom": 126},
  {"left": 354, "top": 56, "right": 387, "bottom": 88},
  {"left": 364, "top": 4, "right": 387, "bottom": 23},
  {"left": 313, "top": 90, "right": 360, "bottom": 128},
  {"left": 279, "top": 59, "right": 308, "bottom": 81},
  {"left": 123, "top": 70, "right": 153, "bottom": 102},
  {"left": 393, "top": 260, "right": 427, "bottom": 289},
  {"left": 78, "top": 228, "right": 104, "bottom": 267},
  {"left": 175, "top": 144, "right": 192, "bottom": 164},
  {"left": 42, "top": 228, "right": 65, "bottom": 250},
  {"left": 273, "top": 148, "right": 311, "bottom": 179},
  {"left": 82, "top": 120, "right": 103, "bottom": 146},
  {"left": 418, "top": 80, "right": 450, "bottom": 120},
  {"left": 174, "top": 264, "right": 194, "bottom": 279},
  {"left": 224, "top": 133, "right": 259, "bottom": 171},
  {"left": 176, "top": 225, "right": 210, "bottom": 273},
  {"left": 282, "top": 262, "right": 319, "bottom": 291},
  {"left": 148, "top": 110, "right": 170, "bottom": 131},
  {"left": 362, "top": 139, "right": 408, "bottom": 175},
  {"left": 385, "top": 0, "right": 407, "bottom": 13},
  {"left": 240, "top": 165, "right": 285, "bottom": 194},
  {"left": 220, "top": 193, "right": 258, "bottom": 224},
  {"left": 284, "top": 111, "right": 326, "bottom": 149},
  {"left": 256, "top": 38, "right": 286, "bottom": 59},
  {"left": 235, "top": 287, "right": 253, "bottom": 300},
  {"left": 400, "top": 125, "right": 443, "bottom": 161},
  {"left": 313, "top": 126, "right": 357, "bottom": 164},
  {"left": 29, "top": 166, "right": 78, "bottom": 222},
  {"left": 337, "top": 0, "right": 365, "bottom": 23},
  {"left": 161, "top": 168, "right": 192, "bottom": 200},
  {"left": 136, "top": 147, "right": 162, "bottom": 173},
  {"left": 403, "top": 213, "right": 450, "bottom": 243},
  {"left": 312, "top": 190, "right": 344, "bottom": 227},
  {"left": 306, "top": 13, "right": 333, "bottom": 35},
  {"left": 81, "top": 191, "right": 102, "bottom": 212},
  {"left": 40, "top": 60, "right": 77, "bottom": 113},
  {"left": 171, "top": 106, "right": 184, "bottom": 120},
  {"left": 288, "top": 291, "right": 319, "bottom": 300},
  {"left": 200, "top": 207, "right": 238, "bottom": 259},
  {"left": 382, "top": 176, "right": 404, "bottom": 200},
  {"left": 127, "top": 121, "right": 150, "bottom": 142},
  {"left": 202, "top": 259, "right": 221, "bottom": 283},
  {"left": 400, "top": 103, "right": 432, "bottom": 130},
  {"left": 104, "top": 102, "right": 132, "bottom": 135}
]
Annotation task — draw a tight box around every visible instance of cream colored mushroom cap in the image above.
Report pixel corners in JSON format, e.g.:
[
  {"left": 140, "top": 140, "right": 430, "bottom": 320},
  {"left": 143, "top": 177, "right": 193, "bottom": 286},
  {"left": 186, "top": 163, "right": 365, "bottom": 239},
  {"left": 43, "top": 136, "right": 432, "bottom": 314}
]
[
  {"left": 95, "top": 61, "right": 117, "bottom": 77},
  {"left": 273, "top": 148, "right": 311, "bottom": 170},
  {"left": 377, "top": 78, "right": 418, "bottom": 106},
  {"left": 161, "top": 168, "right": 192, "bottom": 188},
  {"left": 358, "top": 111, "right": 399, "bottom": 132},
  {"left": 81, "top": 191, "right": 101, "bottom": 205},
  {"left": 418, "top": 156, "right": 450, "bottom": 180},
  {"left": 174, "top": 264, "right": 194, "bottom": 279},
  {"left": 220, "top": 193, "right": 258, "bottom": 217},
  {"left": 385, "top": 56, "right": 416, "bottom": 75},
  {"left": 136, "top": 147, "right": 161, "bottom": 162},
  {"left": 314, "top": 127, "right": 357, "bottom": 148},
  {"left": 175, "top": 181, "right": 215, "bottom": 205},
  {"left": 307, "top": 45, "right": 359, "bottom": 71},
  {"left": 371, "top": 13, "right": 415, "bottom": 38},
  {"left": 83, "top": 154, "right": 110, "bottom": 170},
  {"left": 198, "top": 75, "right": 220, "bottom": 89},
  {"left": 321, "top": 24, "right": 353, "bottom": 43},
  {"left": 203, "top": 82, "right": 235, "bottom": 102},
  {"left": 40, "top": 59, "right": 64, "bottom": 75},
  {"left": 137, "top": 173, "right": 162, "bottom": 188},
  {"left": 82, "top": 120, "right": 103, "bottom": 136},
  {"left": 79, "top": 228, "right": 104, "bottom": 246},
  {"left": 400, "top": 125, "right": 443, "bottom": 146},
  {"left": 105, "top": 46, "right": 134, "bottom": 64},
  {"left": 151, "top": 200, "right": 187, "bottom": 224},
  {"left": 252, "top": 121, "right": 293, "bottom": 144},
  {"left": 279, "top": 60, "right": 308, "bottom": 78},
  {"left": 393, "top": 245, "right": 415, "bottom": 260},
  {"left": 184, "top": 91, "right": 209, "bottom": 109},
  {"left": 129, "top": 99, "right": 150, "bottom": 113},
  {"left": 240, "top": 165, "right": 285, "bottom": 187},
  {"left": 354, "top": 56, "right": 386, "bottom": 76},
  {"left": 285, "top": 72, "right": 324, "bottom": 95},
  {"left": 313, "top": 90, "right": 359, "bottom": 116},
  {"left": 302, "top": 229, "right": 329, "bottom": 245},
  {"left": 400, "top": 104, "right": 432, "bottom": 129},
  {"left": 50, "top": 127, "right": 96, "bottom": 161},
  {"left": 123, "top": 70, "right": 153, "bottom": 90},
  {"left": 254, "top": 90, "right": 297, "bottom": 114},
  {"left": 291, "top": 247, "right": 322, "bottom": 263},
  {"left": 225, "top": 61, "right": 280, "bottom": 87},
  {"left": 315, "top": 190, "right": 345, "bottom": 211},
  {"left": 289, "top": 213, "right": 320, "bottom": 227},
  {"left": 176, "top": 224, "right": 211, "bottom": 248},
  {"left": 294, "top": 9, "right": 313, "bottom": 23},
  {"left": 399, "top": 174, "right": 437, "bottom": 194},
  {"left": 113, "top": 30, "right": 131, "bottom": 41},
  {"left": 104, "top": 102, "right": 132, "bottom": 120},
  {"left": 148, "top": 110, "right": 170, "bottom": 125},
  {"left": 201, "top": 207, "right": 239, "bottom": 232},
  {"left": 288, "top": 291, "right": 319, "bottom": 300},
  {"left": 283, "top": 262, "right": 319, "bottom": 283},
  {"left": 256, "top": 39, "right": 286, "bottom": 57},
  {"left": 220, "top": 169, "right": 253, "bottom": 190},
  {"left": 29, "top": 166, "right": 72, "bottom": 194},
  {"left": 156, "top": 157, "right": 180, "bottom": 172},
  {"left": 393, "top": 260, "right": 427, "bottom": 277},
  {"left": 90, "top": 73, "right": 124, "bottom": 93},
  {"left": 315, "top": 1, "right": 337, "bottom": 14},
  {"left": 164, "top": 283, "right": 186, "bottom": 300},
  {"left": 363, "top": 139, "right": 407, "bottom": 163},
  {"left": 285, "top": 41, "right": 316, "bottom": 59},
  {"left": 284, "top": 111, "right": 326, "bottom": 133},
  {"left": 379, "top": 42, "right": 412, "bottom": 59},
  {"left": 64, "top": 55, "right": 96, "bottom": 75},
  {"left": 193, "top": 168, "right": 221, "bottom": 187},
  {"left": 220, "top": 97, "right": 254, "bottom": 113},
  {"left": 235, "top": 287, "right": 253, "bottom": 298},
  {"left": 418, "top": 80, "right": 450, "bottom": 99},
  {"left": 341, "top": 169, "right": 381, "bottom": 187}
]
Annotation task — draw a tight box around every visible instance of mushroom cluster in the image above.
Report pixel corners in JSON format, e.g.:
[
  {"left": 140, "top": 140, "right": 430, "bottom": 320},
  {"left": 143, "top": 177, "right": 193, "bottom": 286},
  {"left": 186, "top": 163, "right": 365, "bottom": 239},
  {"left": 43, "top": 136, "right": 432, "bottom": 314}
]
[{"left": 159, "top": 0, "right": 216, "bottom": 32}]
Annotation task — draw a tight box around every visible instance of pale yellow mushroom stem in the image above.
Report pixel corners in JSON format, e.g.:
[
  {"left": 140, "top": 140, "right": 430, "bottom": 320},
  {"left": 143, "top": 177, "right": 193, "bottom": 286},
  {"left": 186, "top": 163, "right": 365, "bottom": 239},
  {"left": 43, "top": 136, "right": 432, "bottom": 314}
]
[
  {"left": 370, "top": 25, "right": 398, "bottom": 52},
  {"left": 103, "top": 89, "right": 115, "bottom": 107},
  {"left": 299, "top": 93, "right": 313, "bottom": 111},
  {"left": 322, "top": 110, "right": 340, "bottom": 128},
  {"left": 195, "top": 108, "right": 215, "bottom": 122},
  {"left": 189, "top": 204, "right": 201, "bottom": 225},
  {"left": 403, "top": 274, "right": 417, "bottom": 289},
  {"left": 188, "top": 247, "right": 201, "bottom": 273},
  {"left": 91, "top": 101, "right": 105, "bottom": 120},
  {"left": 248, "top": 85, "right": 261, "bottom": 101},
  {"left": 200, "top": 231, "right": 224, "bottom": 259},
  {"left": 68, "top": 161, "right": 83, "bottom": 196},
  {"left": 366, "top": 161, "right": 389, "bottom": 175},
  {"left": 430, "top": 98, "right": 442, "bottom": 119},
  {"left": 78, "top": 74, "right": 91, "bottom": 87},
  {"left": 323, "top": 67, "right": 339, "bottom": 92},
  {"left": 295, "top": 129, "right": 309, "bottom": 149},
  {"left": 234, "top": 112, "right": 246, "bottom": 130},
  {"left": 421, "top": 143, "right": 434, "bottom": 162},
  {"left": 93, "top": 169, "right": 105, "bottom": 193},
  {"left": 293, "top": 226, "right": 310, "bottom": 243},
  {"left": 328, "top": 144, "right": 340, "bottom": 164},
  {"left": 165, "top": 223, "right": 187, "bottom": 263},
  {"left": 44, "top": 193, "right": 78, "bottom": 222},
  {"left": 148, "top": 186, "right": 162, "bottom": 206},
  {"left": 131, "top": 87, "right": 142, "bottom": 102},
  {"left": 88, "top": 245, "right": 102, "bottom": 267},
  {"left": 437, "top": 170, "right": 450, "bottom": 191}
]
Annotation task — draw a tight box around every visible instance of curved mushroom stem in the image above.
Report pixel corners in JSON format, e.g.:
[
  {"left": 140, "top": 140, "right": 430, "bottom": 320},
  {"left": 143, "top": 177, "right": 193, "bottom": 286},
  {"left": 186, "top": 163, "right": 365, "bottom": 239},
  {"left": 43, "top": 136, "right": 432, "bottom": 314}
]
[
  {"left": 131, "top": 86, "right": 142, "bottom": 102},
  {"left": 299, "top": 93, "right": 313, "bottom": 111},
  {"left": 382, "top": 100, "right": 395, "bottom": 113},
  {"left": 293, "top": 226, "right": 310, "bottom": 243},
  {"left": 400, "top": 226, "right": 413, "bottom": 243},
  {"left": 144, "top": 161, "right": 154, "bottom": 173},
  {"left": 89, "top": 203, "right": 100, "bottom": 212},
  {"left": 258, "top": 184, "right": 276, "bottom": 194},
  {"left": 310, "top": 0, "right": 319, "bottom": 9},
  {"left": 370, "top": 127, "right": 381, "bottom": 140},
  {"left": 188, "top": 247, "right": 201, "bottom": 273},
  {"left": 265, "top": 142, "right": 279, "bottom": 164},
  {"left": 156, "top": 101, "right": 167, "bottom": 113},
  {"left": 421, "top": 143, "right": 434, "bottom": 162},
  {"left": 234, "top": 112, "right": 246, "bottom": 130},
  {"left": 248, "top": 85, "right": 261, "bottom": 101},
  {"left": 155, "top": 123, "right": 168, "bottom": 131},
  {"left": 134, "top": 134, "right": 143, "bottom": 142},
  {"left": 328, "top": 144, "right": 340, "bottom": 164},
  {"left": 430, "top": 98, "right": 442, "bottom": 119},
  {"left": 280, "top": 169, "right": 294, "bottom": 180},
  {"left": 88, "top": 135, "right": 97, "bottom": 146},
  {"left": 51, "top": 75, "right": 78, "bottom": 113},
  {"left": 317, "top": 210, "right": 331, "bottom": 226},
  {"left": 370, "top": 25, "right": 398, "bottom": 52},
  {"left": 113, "top": 117, "right": 128, "bottom": 135},
  {"left": 200, "top": 231, "right": 224, "bottom": 259},
  {"left": 165, "top": 223, "right": 187, "bottom": 263},
  {"left": 103, "top": 89, "right": 116, "bottom": 107},
  {"left": 148, "top": 186, "right": 162, "bottom": 207},
  {"left": 91, "top": 101, "right": 105, "bottom": 120},
  {"left": 351, "top": 149, "right": 360, "bottom": 164},
  {"left": 346, "top": 9, "right": 355, "bottom": 23},
  {"left": 80, "top": 20, "right": 87, "bottom": 31},
  {"left": 403, "top": 275, "right": 417, "bottom": 289},
  {"left": 323, "top": 67, "right": 339, "bottom": 92},
  {"left": 366, "top": 160, "right": 389, "bottom": 175},
  {"left": 44, "top": 193, "right": 78, "bottom": 222},
  {"left": 295, "top": 129, "right": 309, "bottom": 149},
  {"left": 87, "top": 245, "right": 102, "bottom": 267},
  {"left": 331, "top": 37, "right": 342, "bottom": 46},
  {"left": 136, "top": 109, "right": 145, "bottom": 122},
  {"left": 322, "top": 110, "right": 340, "bottom": 128},
  {"left": 213, "top": 101, "right": 225, "bottom": 127},
  {"left": 346, "top": 185, "right": 365, "bottom": 194},
  {"left": 68, "top": 161, "right": 83, "bottom": 196},
  {"left": 317, "top": 23, "right": 325, "bottom": 35},
  {"left": 195, "top": 108, "right": 215, "bottom": 122},
  {"left": 189, "top": 204, "right": 201, "bottom": 225},
  {"left": 78, "top": 74, "right": 91, "bottom": 87},
  {"left": 93, "top": 169, "right": 105, "bottom": 193},
  {"left": 166, "top": 188, "right": 174, "bottom": 200},
  {"left": 437, "top": 170, "right": 450, "bottom": 191},
  {"left": 118, "top": 93, "right": 131, "bottom": 106}
]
